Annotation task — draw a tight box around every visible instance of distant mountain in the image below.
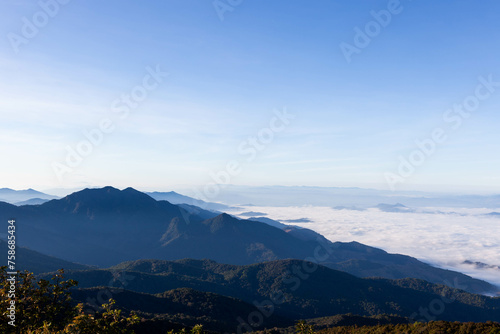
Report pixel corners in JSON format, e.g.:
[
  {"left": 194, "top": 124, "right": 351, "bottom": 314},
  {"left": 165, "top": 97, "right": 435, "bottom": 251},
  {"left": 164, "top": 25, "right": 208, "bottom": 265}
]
[
  {"left": 463, "top": 260, "right": 500, "bottom": 270},
  {"left": 49, "top": 259, "right": 500, "bottom": 325},
  {"left": 0, "top": 240, "right": 91, "bottom": 274},
  {"left": 375, "top": 203, "right": 414, "bottom": 213},
  {"left": 188, "top": 185, "right": 500, "bottom": 208},
  {"left": 0, "top": 188, "right": 58, "bottom": 204},
  {"left": 247, "top": 216, "right": 333, "bottom": 243},
  {"left": 239, "top": 211, "right": 268, "bottom": 217},
  {"left": 0, "top": 186, "right": 496, "bottom": 294},
  {"left": 283, "top": 218, "right": 313, "bottom": 223},
  {"left": 147, "top": 191, "right": 233, "bottom": 211},
  {"left": 486, "top": 212, "right": 500, "bottom": 217},
  {"left": 15, "top": 198, "right": 50, "bottom": 206},
  {"left": 282, "top": 225, "right": 327, "bottom": 242},
  {"left": 333, "top": 206, "right": 365, "bottom": 211},
  {"left": 243, "top": 216, "right": 288, "bottom": 229}
]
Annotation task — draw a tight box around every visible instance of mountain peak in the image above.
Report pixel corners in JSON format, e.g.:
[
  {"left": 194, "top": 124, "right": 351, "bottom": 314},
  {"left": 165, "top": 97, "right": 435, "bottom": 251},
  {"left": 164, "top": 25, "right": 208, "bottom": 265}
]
[
  {"left": 42, "top": 186, "right": 158, "bottom": 216},
  {"left": 101, "top": 186, "right": 120, "bottom": 192},
  {"left": 196, "top": 213, "right": 245, "bottom": 234},
  {"left": 207, "top": 213, "right": 238, "bottom": 224},
  {"left": 149, "top": 191, "right": 177, "bottom": 195},
  {"left": 123, "top": 187, "right": 147, "bottom": 195}
]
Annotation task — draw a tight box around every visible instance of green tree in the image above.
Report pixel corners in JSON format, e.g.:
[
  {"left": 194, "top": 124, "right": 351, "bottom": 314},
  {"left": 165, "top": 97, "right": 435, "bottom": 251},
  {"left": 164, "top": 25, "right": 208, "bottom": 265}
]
[
  {"left": 0, "top": 266, "right": 139, "bottom": 334},
  {"left": 167, "top": 324, "right": 204, "bottom": 334},
  {"left": 295, "top": 320, "right": 315, "bottom": 334},
  {"left": 1, "top": 266, "right": 77, "bottom": 332},
  {"left": 62, "top": 299, "right": 139, "bottom": 334}
]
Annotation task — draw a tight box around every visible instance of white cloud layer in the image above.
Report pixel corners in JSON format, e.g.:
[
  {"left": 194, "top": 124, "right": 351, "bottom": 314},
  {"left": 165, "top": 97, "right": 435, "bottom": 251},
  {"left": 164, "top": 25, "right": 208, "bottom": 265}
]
[{"left": 230, "top": 206, "right": 500, "bottom": 288}]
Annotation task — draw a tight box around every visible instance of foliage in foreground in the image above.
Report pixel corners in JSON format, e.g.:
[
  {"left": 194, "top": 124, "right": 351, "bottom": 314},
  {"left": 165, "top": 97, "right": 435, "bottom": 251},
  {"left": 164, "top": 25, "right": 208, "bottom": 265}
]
[
  {"left": 0, "top": 266, "right": 139, "bottom": 333},
  {"left": 316, "top": 320, "right": 500, "bottom": 334},
  {"left": 261, "top": 319, "right": 500, "bottom": 334}
]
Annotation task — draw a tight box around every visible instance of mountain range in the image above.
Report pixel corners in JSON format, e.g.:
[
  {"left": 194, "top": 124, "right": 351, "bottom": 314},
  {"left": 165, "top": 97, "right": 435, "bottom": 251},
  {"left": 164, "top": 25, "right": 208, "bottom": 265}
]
[
  {"left": 49, "top": 259, "right": 500, "bottom": 332},
  {"left": 0, "top": 186, "right": 497, "bottom": 295},
  {"left": 0, "top": 188, "right": 58, "bottom": 204},
  {"left": 178, "top": 185, "right": 500, "bottom": 208}
]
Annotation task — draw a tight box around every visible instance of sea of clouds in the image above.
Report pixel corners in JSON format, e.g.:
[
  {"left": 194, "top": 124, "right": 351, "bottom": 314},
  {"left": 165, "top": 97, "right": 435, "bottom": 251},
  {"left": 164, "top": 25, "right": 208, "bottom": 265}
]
[{"left": 229, "top": 206, "right": 500, "bottom": 288}]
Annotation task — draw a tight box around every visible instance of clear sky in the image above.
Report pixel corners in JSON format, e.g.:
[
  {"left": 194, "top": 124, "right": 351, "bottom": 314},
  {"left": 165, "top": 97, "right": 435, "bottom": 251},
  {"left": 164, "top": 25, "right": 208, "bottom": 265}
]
[{"left": 1, "top": 0, "right": 500, "bottom": 193}]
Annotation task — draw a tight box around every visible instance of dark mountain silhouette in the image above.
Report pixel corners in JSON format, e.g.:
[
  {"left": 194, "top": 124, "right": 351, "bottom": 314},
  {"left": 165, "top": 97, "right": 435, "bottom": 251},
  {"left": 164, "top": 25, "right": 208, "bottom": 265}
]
[
  {"left": 70, "top": 290, "right": 414, "bottom": 332},
  {"left": 0, "top": 239, "right": 91, "bottom": 274},
  {"left": 153, "top": 212, "right": 496, "bottom": 294},
  {"left": 153, "top": 213, "right": 316, "bottom": 264},
  {"left": 1, "top": 187, "right": 201, "bottom": 267},
  {"left": 0, "top": 186, "right": 496, "bottom": 294},
  {"left": 247, "top": 216, "right": 288, "bottom": 229},
  {"left": 51, "top": 259, "right": 500, "bottom": 327},
  {"left": 175, "top": 203, "right": 220, "bottom": 220},
  {"left": 318, "top": 241, "right": 498, "bottom": 294},
  {"left": 71, "top": 287, "right": 289, "bottom": 333}
]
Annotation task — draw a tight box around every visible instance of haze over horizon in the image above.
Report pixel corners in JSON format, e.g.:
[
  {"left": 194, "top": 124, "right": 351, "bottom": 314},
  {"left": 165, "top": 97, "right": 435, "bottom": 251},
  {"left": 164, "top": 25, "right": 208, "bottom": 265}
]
[
  {"left": 1, "top": 1, "right": 500, "bottom": 193},
  {"left": 2, "top": 183, "right": 500, "bottom": 200}
]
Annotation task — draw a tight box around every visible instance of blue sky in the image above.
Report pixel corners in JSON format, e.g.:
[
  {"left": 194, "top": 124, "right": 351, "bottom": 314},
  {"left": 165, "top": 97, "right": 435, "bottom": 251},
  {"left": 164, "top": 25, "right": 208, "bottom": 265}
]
[{"left": 1, "top": 0, "right": 500, "bottom": 193}]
